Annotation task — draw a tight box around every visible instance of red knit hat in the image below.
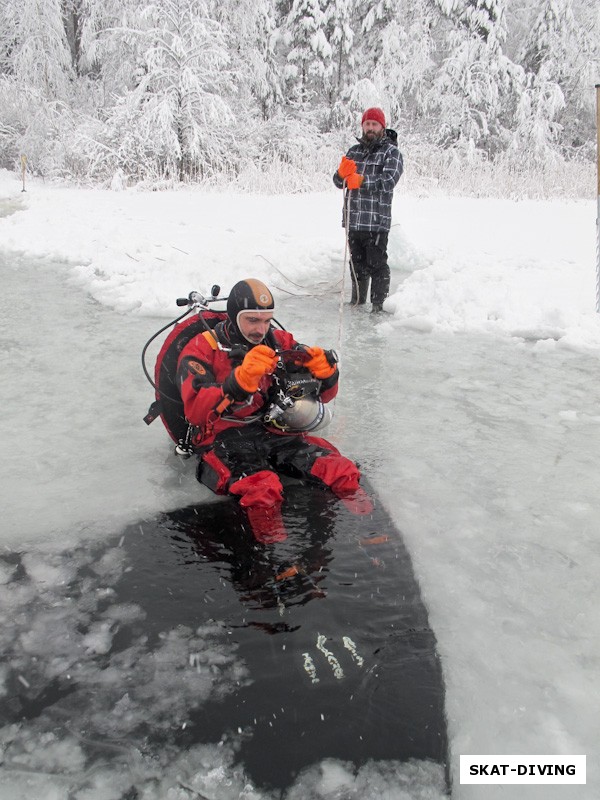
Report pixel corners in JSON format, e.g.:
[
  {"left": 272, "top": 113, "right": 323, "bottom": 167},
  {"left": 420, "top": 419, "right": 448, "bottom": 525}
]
[{"left": 361, "top": 107, "right": 386, "bottom": 128}]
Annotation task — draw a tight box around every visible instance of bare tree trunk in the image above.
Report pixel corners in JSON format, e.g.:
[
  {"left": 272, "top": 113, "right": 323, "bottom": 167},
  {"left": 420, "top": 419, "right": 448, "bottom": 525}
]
[{"left": 62, "top": 0, "right": 82, "bottom": 75}]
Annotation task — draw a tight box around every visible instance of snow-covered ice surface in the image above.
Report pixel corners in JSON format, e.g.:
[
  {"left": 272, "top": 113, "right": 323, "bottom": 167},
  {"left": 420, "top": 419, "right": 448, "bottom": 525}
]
[{"left": 1, "top": 169, "right": 599, "bottom": 798}]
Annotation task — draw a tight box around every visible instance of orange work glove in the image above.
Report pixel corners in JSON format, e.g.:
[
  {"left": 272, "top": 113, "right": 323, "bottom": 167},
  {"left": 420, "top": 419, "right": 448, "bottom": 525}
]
[
  {"left": 304, "top": 347, "right": 337, "bottom": 380},
  {"left": 234, "top": 345, "right": 278, "bottom": 393},
  {"left": 337, "top": 156, "right": 357, "bottom": 179},
  {"left": 345, "top": 173, "right": 363, "bottom": 190}
]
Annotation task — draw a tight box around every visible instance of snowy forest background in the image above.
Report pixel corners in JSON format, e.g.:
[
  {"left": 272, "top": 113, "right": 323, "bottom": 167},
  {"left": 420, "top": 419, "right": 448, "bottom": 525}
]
[{"left": 0, "top": 0, "right": 598, "bottom": 197}]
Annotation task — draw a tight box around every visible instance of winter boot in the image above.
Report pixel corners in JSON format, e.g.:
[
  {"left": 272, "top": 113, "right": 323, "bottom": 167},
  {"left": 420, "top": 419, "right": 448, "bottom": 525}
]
[
  {"left": 371, "top": 303, "right": 384, "bottom": 314},
  {"left": 350, "top": 277, "right": 369, "bottom": 306}
]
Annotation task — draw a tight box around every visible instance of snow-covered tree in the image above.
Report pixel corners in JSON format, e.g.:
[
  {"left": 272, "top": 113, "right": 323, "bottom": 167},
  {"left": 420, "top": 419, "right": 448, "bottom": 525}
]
[
  {"left": 570, "top": 2, "right": 600, "bottom": 150},
  {"left": 10, "top": 0, "right": 74, "bottom": 99},
  {"left": 0, "top": 0, "right": 598, "bottom": 185},
  {"left": 358, "top": 0, "right": 396, "bottom": 66},
  {"left": 103, "top": 0, "right": 234, "bottom": 181},
  {"left": 0, "top": 0, "right": 76, "bottom": 174},
  {"left": 431, "top": 0, "right": 523, "bottom": 154},
  {"left": 510, "top": 63, "right": 565, "bottom": 163},
  {"left": 0, "top": 2, "right": 18, "bottom": 75},
  {"left": 326, "top": 0, "right": 355, "bottom": 97},
  {"left": 247, "top": 0, "right": 283, "bottom": 120},
  {"left": 368, "top": 0, "right": 439, "bottom": 128},
  {"left": 214, "top": 0, "right": 282, "bottom": 121},
  {"left": 520, "top": 0, "right": 577, "bottom": 80},
  {"left": 62, "top": 0, "right": 84, "bottom": 74},
  {"left": 509, "top": 0, "right": 575, "bottom": 160},
  {"left": 518, "top": 0, "right": 595, "bottom": 155},
  {"left": 283, "top": 0, "right": 333, "bottom": 104},
  {"left": 75, "top": 0, "right": 156, "bottom": 102},
  {"left": 320, "top": 0, "right": 357, "bottom": 128}
]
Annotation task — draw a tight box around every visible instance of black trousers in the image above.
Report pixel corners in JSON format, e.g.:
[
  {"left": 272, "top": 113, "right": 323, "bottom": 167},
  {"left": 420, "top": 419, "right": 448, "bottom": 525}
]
[
  {"left": 206, "top": 424, "right": 331, "bottom": 486},
  {"left": 348, "top": 230, "right": 390, "bottom": 305},
  {"left": 198, "top": 423, "right": 359, "bottom": 498}
]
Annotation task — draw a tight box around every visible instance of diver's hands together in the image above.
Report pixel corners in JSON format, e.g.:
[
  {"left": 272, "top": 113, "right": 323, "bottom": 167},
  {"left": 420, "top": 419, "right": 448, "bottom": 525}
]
[
  {"left": 226, "top": 343, "right": 336, "bottom": 400},
  {"left": 234, "top": 345, "right": 278, "bottom": 394},
  {"left": 304, "top": 347, "right": 337, "bottom": 380}
]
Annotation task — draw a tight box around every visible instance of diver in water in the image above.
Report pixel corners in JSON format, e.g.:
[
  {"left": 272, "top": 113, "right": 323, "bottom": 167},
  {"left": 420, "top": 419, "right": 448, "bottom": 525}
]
[{"left": 176, "top": 278, "right": 369, "bottom": 543}]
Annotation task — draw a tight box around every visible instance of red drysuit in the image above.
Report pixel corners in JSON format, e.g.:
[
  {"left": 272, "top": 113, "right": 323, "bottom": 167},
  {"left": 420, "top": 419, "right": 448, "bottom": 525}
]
[{"left": 176, "top": 322, "right": 364, "bottom": 542}]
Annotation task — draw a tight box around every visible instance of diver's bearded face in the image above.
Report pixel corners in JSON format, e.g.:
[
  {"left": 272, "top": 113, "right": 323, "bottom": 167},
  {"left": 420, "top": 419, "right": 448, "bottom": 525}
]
[{"left": 237, "top": 311, "right": 274, "bottom": 344}]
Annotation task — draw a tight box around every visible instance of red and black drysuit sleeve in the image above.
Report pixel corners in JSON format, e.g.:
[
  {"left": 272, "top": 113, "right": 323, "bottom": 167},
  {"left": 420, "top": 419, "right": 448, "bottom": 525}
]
[{"left": 176, "top": 334, "right": 260, "bottom": 444}]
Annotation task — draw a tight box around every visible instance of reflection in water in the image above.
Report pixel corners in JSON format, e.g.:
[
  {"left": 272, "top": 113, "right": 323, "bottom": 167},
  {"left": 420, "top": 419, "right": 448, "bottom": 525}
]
[
  {"left": 114, "top": 480, "right": 449, "bottom": 792},
  {"left": 164, "top": 481, "right": 337, "bottom": 616},
  {"left": 0, "top": 480, "right": 448, "bottom": 797}
]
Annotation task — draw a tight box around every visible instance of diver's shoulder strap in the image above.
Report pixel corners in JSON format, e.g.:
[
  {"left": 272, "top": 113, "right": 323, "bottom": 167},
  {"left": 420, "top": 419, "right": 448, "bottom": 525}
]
[{"left": 202, "top": 329, "right": 219, "bottom": 350}]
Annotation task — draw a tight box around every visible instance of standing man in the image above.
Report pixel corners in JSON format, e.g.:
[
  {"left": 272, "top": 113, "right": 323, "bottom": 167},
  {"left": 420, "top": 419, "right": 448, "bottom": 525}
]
[{"left": 333, "top": 107, "right": 403, "bottom": 313}]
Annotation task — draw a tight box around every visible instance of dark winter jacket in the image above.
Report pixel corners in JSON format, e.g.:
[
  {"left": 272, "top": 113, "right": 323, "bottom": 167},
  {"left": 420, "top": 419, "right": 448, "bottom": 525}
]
[
  {"left": 176, "top": 322, "right": 339, "bottom": 447},
  {"left": 333, "top": 130, "right": 403, "bottom": 232}
]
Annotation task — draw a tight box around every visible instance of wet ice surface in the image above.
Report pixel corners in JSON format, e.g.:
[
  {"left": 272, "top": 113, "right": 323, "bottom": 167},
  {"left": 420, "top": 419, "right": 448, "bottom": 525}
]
[
  {"left": 1, "top": 253, "right": 600, "bottom": 798},
  {"left": 0, "top": 547, "right": 248, "bottom": 797},
  {"left": 0, "top": 252, "right": 204, "bottom": 545}
]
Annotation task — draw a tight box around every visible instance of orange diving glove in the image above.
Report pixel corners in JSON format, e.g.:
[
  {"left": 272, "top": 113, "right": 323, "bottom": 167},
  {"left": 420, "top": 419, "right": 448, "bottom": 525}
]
[
  {"left": 345, "top": 173, "right": 363, "bottom": 190},
  {"left": 234, "top": 345, "right": 278, "bottom": 393},
  {"left": 304, "top": 347, "right": 337, "bottom": 380},
  {"left": 337, "top": 156, "right": 357, "bottom": 179}
]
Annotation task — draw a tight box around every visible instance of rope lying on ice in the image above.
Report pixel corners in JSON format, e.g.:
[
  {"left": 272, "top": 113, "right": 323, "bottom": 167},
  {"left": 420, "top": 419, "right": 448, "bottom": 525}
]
[{"left": 254, "top": 254, "right": 341, "bottom": 297}]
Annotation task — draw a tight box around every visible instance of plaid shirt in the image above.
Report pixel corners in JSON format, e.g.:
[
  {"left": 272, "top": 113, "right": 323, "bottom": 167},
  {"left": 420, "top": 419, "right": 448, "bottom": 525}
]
[{"left": 333, "top": 134, "right": 403, "bottom": 232}]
